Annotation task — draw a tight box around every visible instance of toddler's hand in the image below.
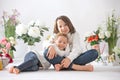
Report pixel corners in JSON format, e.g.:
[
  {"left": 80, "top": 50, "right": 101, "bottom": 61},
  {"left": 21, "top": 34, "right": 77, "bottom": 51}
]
[
  {"left": 47, "top": 46, "right": 56, "bottom": 59},
  {"left": 61, "top": 57, "right": 71, "bottom": 68}
]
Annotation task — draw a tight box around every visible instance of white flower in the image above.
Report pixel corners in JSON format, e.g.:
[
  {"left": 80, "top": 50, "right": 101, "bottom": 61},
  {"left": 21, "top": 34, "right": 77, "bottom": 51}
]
[
  {"left": 105, "top": 31, "right": 111, "bottom": 38},
  {"left": 28, "top": 27, "right": 40, "bottom": 38},
  {"left": 9, "top": 37, "right": 16, "bottom": 45},
  {"left": 16, "top": 20, "right": 49, "bottom": 45},
  {"left": 98, "top": 31, "right": 105, "bottom": 39},
  {"left": 16, "top": 24, "right": 27, "bottom": 36}
]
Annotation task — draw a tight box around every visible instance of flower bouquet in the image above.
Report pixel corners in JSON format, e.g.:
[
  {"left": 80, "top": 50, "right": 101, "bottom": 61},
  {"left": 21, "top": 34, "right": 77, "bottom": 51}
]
[
  {"left": 85, "top": 32, "right": 100, "bottom": 46},
  {"left": 97, "top": 10, "right": 120, "bottom": 55},
  {"left": 0, "top": 9, "right": 20, "bottom": 39},
  {"left": 16, "top": 20, "right": 49, "bottom": 46},
  {"left": 0, "top": 37, "right": 16, "bottom": 63},
  {"left": 0, "top": 9, "right": 20, "bottom": 59}
]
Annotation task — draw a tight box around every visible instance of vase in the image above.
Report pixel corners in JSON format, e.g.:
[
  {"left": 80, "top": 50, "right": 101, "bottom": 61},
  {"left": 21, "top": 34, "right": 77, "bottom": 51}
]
[
  {"left": 107, "top": 41, "right": 117, "bottom": 63},
  {"left": 108, "top": 42, "right": 114, "bottom": 55},
  {"left": 3, "top": 25, "right": 16, "bottom": 59},
  {"left": 4, "top": 25, "right": 16, "bottom": 39},
  {"left": 107, "top": 53, "right": 115, "bottom": 63},
  {"left": 1, "top": 57, "right": 9, "bottom": 68},
  {"left": 112, "top": 53, "right": 120, "bottom": 66},
  {"left": 91, "top": 44, "right": 102, "bottom": 62}
]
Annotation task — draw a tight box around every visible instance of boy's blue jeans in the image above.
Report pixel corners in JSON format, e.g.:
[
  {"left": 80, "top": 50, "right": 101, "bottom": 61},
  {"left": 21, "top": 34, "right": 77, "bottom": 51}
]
[
  {"left": 15, "top": 51, "right": 41, "bottom": 72},
  {"left": 44, "top": 49, "right": 98, "bottom": 70}
]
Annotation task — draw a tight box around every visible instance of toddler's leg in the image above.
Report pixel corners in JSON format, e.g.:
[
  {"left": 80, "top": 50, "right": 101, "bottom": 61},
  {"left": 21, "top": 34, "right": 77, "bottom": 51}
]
[
  {"left": 54, "top": 64, "right": 63, "bottom": 71},
  {"left": 8, "top": 66, "right": 20, "bottom": 74},
  {"left": 44, "top": 49, "right": 64, "bottom": 65},
  {"left": 8, "top": 66, "right": 14, "bottom": 73},
  {"left": 8, "top": 51, "right": 40, "bottom": 74},
  {"left": 12, "top": 67, "right": 20, "bottom": 74}
]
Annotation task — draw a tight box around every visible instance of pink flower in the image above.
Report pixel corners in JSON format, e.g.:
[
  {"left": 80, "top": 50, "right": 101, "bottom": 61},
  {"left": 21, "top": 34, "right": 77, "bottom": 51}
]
[
  {"left": 0, "top": 37, "right": 7, "bottom": 45},
  {"left": 6, "top": 42, "right": 11, "bottom": 49}
]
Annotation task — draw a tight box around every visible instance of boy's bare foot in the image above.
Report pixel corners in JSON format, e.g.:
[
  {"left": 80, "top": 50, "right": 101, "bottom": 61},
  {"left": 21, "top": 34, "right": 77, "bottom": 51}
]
[
  {"left": 54, "top": 64, "right": 63, "bottom": 71},
  {"left": 72, "top": 64, "right": 93, "bottom": 71}
]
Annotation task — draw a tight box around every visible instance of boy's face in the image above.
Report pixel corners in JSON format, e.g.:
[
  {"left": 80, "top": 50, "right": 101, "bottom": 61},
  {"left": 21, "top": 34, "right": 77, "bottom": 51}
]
[{"left": 55, "top": 36, "right": 68, "bottom": 50}]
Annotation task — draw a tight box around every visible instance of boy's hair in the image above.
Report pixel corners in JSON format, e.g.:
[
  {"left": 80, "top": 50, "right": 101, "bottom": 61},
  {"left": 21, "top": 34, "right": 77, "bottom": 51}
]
[
  {"left": 55, "top": 33, "right": 69, "bottom": 42},
  {"left": 54, "top": 15, "right": 76, "bottom": 34}
]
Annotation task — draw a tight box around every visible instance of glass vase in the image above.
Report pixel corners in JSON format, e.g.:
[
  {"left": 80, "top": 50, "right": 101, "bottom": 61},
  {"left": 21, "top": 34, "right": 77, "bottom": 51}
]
[
  {"left": 108, "top": 42, "right": 114, "bottom": 55},
  {"left": 91, "top": 44, "right": 102, "bottom": 62},
  {"left": 4, "top": 25, "right": 16, "bottom": 39},
  {"left": 113, "top": 53, "right": 120, "bottom": 66}
]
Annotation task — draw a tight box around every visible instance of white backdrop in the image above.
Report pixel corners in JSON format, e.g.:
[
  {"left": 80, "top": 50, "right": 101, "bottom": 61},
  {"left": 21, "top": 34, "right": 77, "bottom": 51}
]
[{"left": 0, "top": 0, "right": 120, "bottom": 59}]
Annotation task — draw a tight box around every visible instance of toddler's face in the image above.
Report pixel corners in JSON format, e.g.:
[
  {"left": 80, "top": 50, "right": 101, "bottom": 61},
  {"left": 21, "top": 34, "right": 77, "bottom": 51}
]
[{"left": 55, "top": 36, "right": 68, "bottom": 50}]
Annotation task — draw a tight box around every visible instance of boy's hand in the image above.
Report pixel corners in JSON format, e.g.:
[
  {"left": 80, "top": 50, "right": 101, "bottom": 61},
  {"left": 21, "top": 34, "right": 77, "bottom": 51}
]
[{"left": 47, "top": 46, "right": 56, "bottom": 59}]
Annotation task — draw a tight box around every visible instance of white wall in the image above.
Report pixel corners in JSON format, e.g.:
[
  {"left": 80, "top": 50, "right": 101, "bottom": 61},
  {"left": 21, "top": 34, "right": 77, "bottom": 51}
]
[{"left": 0, "top": 0, "right": 120, "bottom": 59}]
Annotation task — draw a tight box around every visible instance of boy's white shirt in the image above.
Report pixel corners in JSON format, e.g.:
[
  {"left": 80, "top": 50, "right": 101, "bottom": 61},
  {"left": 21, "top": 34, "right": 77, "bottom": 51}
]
[{"left": 43, "top": 32, "right": 82, "bottom": 62}]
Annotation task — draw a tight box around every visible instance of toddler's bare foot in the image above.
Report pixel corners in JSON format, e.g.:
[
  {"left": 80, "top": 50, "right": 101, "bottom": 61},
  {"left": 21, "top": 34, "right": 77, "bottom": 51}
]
[
  {"left": 8, "top": 66, "right": 14, "bottom": 73},
  {"left": 13, "top": 68, "right": 20, "bottom": 74},
  {"left": 54, "top": 64, "right": 63, "bottom": 71},
  {"left": 72, "top": 64, "right": 93, "bottom": 71}
]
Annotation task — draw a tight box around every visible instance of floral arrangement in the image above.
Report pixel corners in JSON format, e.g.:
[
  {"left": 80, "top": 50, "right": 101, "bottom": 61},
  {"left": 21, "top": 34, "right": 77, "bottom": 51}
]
[
  {"left": 84, "top": 31, "right": 101, "bottom": 46},
  {"left": 0, "top": 9, "right": 20, "bottom": 38},
  {"left": 97, "top": 10, "right": 120, "bottom": 55},
  {"left": 0, "top": 37, "right": 16, "bottom": 63},
  {"left": 85, "top": 11, "right": 120, "bottom": 62},
  {"left": 16, "top": 21, "right": 49, "bottom": 46}
]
